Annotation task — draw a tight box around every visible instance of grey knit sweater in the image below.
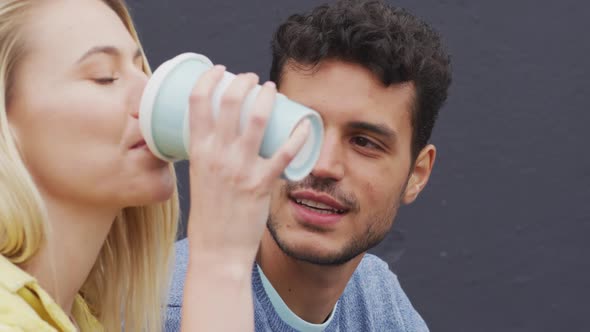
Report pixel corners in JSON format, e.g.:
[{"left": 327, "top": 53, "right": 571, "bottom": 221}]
[{"left": 166, "top": 238, "right": 429, "bottom": 332}]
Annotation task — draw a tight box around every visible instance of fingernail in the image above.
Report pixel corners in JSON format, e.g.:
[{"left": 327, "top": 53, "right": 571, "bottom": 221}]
[
  {"left": 299, "top": 119, "right": 311, "bottom": 132},
  {"left": 214, "top": 65, "right": 226, "bottom": 71},
  {"left": 264, "top": 81, "right": 276, "bottom": 89}
]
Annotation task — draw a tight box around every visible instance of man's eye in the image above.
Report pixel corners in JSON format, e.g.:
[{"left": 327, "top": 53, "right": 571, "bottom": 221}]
[{"left": 351, "top": 136, "right": 380, "bottom": 150}]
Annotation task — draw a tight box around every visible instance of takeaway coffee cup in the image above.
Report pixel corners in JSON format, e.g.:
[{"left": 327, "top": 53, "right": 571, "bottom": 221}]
[{"left": 139, "top": 52, "right": 324, "bottom": 181}]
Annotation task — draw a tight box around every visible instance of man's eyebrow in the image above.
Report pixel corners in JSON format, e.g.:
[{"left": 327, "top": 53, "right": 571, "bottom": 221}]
[{"left": 76, "top": 46, "right": 142, "bottom": 64}]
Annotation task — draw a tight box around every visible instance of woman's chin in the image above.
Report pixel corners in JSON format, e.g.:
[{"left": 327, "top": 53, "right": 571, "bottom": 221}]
[
  {"left": 150, "top": 183, "right": 176, "bottom": 203},
  {"left": 145, "top": 176, "right": 176, "bottom": 204},
  {"left": 123, "top": 172, "right": 177, "bottom": 207},
  {"left": 122, "top": 187, "right": 174, "bottom": 208}
]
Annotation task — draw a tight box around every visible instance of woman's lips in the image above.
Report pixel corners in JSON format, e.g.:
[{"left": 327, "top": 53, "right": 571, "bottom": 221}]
[{"left": 131, "top": 140, "right": 147, "bottom": 149}]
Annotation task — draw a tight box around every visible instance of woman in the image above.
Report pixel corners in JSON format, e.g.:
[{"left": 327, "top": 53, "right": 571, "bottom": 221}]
[{"left": 0, "top": 0, "right": 309, "bottom": 331}]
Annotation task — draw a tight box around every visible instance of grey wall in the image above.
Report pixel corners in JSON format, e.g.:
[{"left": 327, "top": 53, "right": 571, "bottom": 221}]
[{"left": 126, "top": 0, "right": 590, "bottom": 331}]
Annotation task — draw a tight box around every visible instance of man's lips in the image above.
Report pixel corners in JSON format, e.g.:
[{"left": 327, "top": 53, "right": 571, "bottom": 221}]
[{"left": 289, "top": 190, "right": 350, "bottom": 214}]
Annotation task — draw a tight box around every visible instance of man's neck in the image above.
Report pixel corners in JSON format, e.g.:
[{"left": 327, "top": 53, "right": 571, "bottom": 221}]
[
  {"left": 256, "top": 231, "right": 364, "bottom": 324},
  {"left": 21, "top": 193, "right": 118, "bottom": 315}
]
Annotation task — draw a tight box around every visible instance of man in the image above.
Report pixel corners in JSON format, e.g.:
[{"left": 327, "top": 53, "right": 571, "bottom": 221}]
[{"left": 167, "top": 0, "right": 451, "bottom": 330}]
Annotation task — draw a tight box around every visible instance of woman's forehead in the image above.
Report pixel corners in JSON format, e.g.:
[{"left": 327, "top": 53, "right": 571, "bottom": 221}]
[{"left": 23, "top": 0, "right": 134, "bottom": 59}]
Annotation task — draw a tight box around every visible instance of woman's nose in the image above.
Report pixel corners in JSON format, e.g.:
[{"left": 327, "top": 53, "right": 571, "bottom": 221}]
[{"left": 129, "top": 70, "right": 149, "bottom": 119}]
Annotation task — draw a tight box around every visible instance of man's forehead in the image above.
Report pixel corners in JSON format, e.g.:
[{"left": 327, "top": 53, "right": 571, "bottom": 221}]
[{"left": 280, "top": 61, "right": 415, "bottom": 123}]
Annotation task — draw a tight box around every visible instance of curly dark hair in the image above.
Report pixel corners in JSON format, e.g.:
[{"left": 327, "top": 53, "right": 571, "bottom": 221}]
[{"left": 270, "top": 0, "right": 452, "bottom": 159}]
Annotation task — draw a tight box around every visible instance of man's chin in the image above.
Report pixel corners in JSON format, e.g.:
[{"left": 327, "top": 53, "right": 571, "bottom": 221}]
[
  {"left": 288, "top": 249, "right": 358, "bottom": 266},
  {"left": 268, "top": 227, "right": 362, "bottom": 266}
]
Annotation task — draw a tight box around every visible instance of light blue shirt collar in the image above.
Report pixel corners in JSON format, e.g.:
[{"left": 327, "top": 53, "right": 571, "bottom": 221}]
[{"left": 257, "top": 264, "right": 337, "bottom": 332}]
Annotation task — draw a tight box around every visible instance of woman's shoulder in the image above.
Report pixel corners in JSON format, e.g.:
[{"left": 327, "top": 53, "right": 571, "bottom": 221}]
[
  {"left": 0, "top": 255, "right": 72, "bottom": 331},
  {"left": 0, "top": 279, "right": 57, "bottom": 331},
  {"left": 0, "top": 255, "right": 36, "bottom": 293}
]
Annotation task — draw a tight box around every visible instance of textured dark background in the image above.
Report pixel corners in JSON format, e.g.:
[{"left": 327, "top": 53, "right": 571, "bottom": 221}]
[{"left": 126, "top": 0, "right": 590, "bottom": 331}]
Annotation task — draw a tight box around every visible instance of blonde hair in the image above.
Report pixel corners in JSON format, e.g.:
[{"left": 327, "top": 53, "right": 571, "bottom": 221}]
[{"left": 0, "top": 1, "right": 180, "bottom": 331}]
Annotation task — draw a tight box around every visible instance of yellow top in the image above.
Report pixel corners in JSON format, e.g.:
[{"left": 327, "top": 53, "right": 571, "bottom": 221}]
[{"left": 0, "top": 255, "right": 103, "bottom": 332}]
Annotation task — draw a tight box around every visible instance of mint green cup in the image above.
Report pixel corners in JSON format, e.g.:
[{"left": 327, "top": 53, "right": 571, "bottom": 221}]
[{"left": 139, "top": 52, "right": 324, "bottom": 181}]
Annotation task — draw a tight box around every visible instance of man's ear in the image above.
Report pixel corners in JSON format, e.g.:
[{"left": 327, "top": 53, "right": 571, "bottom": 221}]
[{"left": 402, "top": 144, "right": 436, "bottom": 205}]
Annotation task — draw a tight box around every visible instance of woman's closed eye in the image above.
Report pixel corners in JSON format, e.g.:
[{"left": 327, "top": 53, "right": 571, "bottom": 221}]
[{"left": 93, "top": 76, "right": 119, "bottom": 85}]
